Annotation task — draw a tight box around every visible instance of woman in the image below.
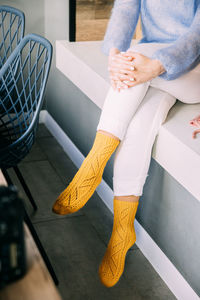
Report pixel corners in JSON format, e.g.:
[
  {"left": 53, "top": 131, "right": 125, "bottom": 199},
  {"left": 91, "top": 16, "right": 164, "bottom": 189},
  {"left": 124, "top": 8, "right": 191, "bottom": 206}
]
[{"left": 52, "top": 0, "right": 200, "bottom": 288}]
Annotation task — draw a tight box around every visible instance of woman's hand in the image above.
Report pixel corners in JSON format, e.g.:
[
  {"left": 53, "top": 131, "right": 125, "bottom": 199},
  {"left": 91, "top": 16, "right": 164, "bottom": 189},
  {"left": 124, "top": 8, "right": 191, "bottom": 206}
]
[
  {"left": 189, "top": 114, "right": 200, "bottom": 139},
  {"left": 108, "top": 47, "right": 135, "bottom": 92},
  {"left": 120, "top": 51, "right": 165, "bottom": 86},
  {"left": 108, "top": 48, "right": 165, "bottom": 92}
]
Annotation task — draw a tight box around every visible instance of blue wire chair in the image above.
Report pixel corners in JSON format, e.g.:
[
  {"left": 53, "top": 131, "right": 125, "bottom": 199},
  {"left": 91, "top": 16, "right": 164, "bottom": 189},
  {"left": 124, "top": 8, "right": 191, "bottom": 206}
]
[
  {"left": 0, "top": 33, "right": 58, "bottom": 285},
  {"left": 0, "top": 33, "right": 52, "bottom": 168},
  {"left": 0, "top": 32, "right": 52, "bottom": 206},
  {"left": 0, "top": 5, "right": 25, "bottom": 69}
]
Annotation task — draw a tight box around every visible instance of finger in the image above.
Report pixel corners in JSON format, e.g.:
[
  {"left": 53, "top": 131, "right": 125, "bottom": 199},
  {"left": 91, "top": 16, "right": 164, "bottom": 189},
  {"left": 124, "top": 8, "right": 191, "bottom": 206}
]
[
  {"left": 116, "top": 81, "right": 122, "bottom": 92},
  {"left": 110, "top": 73, "right": 121, "bottom": 81},
  {"left": 122, "top": 51, "right": 140, "bottom": 58},
  {"left": 112, "top": 78, "right": 121, "bottom": 91},
  {"left": 190, "top": 120, "right": 200, "bottom": 126},
  {"left": 192, "top": 120, "right": 200, "bottom": 127},
  {"left": 110, "top": 73, "right": 135, "bottom": 82},
  {"left": 109, "top": 53, "right": 135, "bottom": 63},
  {"left": 192, "top": 129, "right": 200, "bottom": 139},
  {"left": 122, "top": 79, "right": 140, "bottom": 88},
  {"left": 109, "top": 66, "right": 135, "bottom": 75},
  {"left": 111, "top": 78, "right": 121, "bottom": 92},
  {"left": 112, "top": 78, "right": 130, "bottom": 92},
  {"left": 109, "top": 56, "right": 135, "bottom": 68},
  {"left": 109, "top": 76, "right": 134, "bottom": 89},
  {"left": 123, "top": 80, "right": 135, "bottom": 87},
  {"left": 190, "top": 121, "right": 200, "bottom": 127},
  {"left": 120, "top": 50, "right": 134, "bottom": 56},
  {"left": 190, "top": 121, "right": 198, "bottom": 127},
  {"left": 116, "top": 53, "right": 134, "bottom": 61},
  {"left": 116, "top": 79, "right": 129, "bottom": 91},
  {"left": 111, "top": 52, "right": 132, "bottom": 60},
  {"left": 111, "top": 79, "right": 116, "bottom": 90},
  {"left": 112, "top": 60, "right": 135, "bottom": 71}
]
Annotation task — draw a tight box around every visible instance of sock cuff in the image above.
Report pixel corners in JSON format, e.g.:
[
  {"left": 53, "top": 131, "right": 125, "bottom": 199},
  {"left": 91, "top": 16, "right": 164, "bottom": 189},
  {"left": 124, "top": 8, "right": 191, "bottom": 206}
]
[
  {"left": 114, "top": 197, "right": 139, "bottom": 206},
  {"left": 95, "top": 131, "right": 120, "bottom": 148},
  {"left": 113, "top": 197, "right": 139, "bottom": 216}
]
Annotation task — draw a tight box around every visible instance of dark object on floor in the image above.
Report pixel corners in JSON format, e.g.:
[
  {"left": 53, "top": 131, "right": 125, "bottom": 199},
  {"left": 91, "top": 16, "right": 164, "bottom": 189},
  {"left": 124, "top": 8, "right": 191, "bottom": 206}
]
[{"left": 0, "top": 185, "right": 26, "bottom": 289}]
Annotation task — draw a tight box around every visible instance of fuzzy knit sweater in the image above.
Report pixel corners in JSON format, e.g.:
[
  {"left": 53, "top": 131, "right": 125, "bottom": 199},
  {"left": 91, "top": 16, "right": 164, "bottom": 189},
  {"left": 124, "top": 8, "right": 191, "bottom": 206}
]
[{"left": 101, "top": 0, "right": 200, "bottom": 80}]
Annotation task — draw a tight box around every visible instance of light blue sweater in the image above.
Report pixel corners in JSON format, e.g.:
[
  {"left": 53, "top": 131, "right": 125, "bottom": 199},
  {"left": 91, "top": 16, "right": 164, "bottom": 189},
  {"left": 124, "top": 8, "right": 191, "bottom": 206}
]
[{"left": 101, "top": 0, "right": 200, "bottom": 80}]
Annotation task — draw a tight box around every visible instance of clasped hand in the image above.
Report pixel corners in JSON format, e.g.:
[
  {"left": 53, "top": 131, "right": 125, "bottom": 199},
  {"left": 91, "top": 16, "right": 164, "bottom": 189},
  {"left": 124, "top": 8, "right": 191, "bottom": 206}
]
[
  {"left": 108, "top": 47, "right": 165, "bottom": 92},
  {"left": 108, "top": 47, "right": 200, "bottom": 139}
]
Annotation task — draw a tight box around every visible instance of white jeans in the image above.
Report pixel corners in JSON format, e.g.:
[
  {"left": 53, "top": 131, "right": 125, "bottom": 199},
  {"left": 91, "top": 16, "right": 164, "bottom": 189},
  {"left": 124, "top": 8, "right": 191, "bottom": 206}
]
[{"left": 97, "top": 42, "right": 200, "bottom": 196}]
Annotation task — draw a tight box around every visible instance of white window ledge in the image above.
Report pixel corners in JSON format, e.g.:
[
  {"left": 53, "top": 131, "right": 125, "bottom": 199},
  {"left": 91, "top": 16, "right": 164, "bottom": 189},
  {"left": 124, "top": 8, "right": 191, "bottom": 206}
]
[{"left": 56, "top": 40, "right": 200, "bottom": 202}]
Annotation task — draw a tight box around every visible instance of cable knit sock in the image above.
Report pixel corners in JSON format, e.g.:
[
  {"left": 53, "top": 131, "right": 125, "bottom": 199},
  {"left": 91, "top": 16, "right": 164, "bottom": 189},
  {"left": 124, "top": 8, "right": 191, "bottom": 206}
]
[
  {"left": 52, "top": 132, "right": 119, "bottom": 215},
  {"left": 99, "top": 198, "right": 139, "bottom": 287}
]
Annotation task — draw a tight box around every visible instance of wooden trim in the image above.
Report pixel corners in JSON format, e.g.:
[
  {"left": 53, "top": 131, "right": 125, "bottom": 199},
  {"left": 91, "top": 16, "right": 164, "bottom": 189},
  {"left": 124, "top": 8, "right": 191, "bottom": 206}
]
[{"left": 69, "top": 0, "right": 76, "bottom": 41}]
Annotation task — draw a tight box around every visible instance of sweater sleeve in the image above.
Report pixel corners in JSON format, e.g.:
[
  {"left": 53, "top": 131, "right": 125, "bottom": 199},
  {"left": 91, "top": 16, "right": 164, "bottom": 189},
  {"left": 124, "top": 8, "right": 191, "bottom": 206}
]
[
  {"left": 151, "top": 3, "right": 200, "bottom": 80},
  {"left": 101, "top": 0, "right": 141, "bottom": 56}
]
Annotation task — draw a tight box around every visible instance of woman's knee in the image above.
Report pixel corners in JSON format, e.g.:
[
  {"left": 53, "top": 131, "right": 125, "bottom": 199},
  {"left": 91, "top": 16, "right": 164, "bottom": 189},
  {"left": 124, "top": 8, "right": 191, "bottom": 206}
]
[{"left": 124, "top": 88, "right": 176, "bottom": 138}]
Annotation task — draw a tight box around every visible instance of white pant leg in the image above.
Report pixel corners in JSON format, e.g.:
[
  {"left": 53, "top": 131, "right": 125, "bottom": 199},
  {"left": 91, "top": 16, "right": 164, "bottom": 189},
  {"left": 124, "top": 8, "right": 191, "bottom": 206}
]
[
  {"left": 97, "top": 42, "right": 200, "bottom": 196},
  {"left": 113, "top": 87, "right": 176, "bottom": 196},
  {"left": 97, "top": 81, "right": 150, "bottom": 140}
]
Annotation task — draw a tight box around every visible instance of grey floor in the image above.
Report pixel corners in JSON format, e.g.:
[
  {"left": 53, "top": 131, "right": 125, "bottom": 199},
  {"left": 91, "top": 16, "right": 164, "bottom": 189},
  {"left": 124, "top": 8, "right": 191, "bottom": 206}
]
[{"left": 7, "top": 124, "right": 176, "bottom": 300}]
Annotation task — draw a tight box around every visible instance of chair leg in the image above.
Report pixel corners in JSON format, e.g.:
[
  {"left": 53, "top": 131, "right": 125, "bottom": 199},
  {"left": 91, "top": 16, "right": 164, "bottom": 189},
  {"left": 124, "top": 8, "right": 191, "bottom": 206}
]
[
  {"left": 24, "top": 210, "right": 59, "bottom": 285},
  {"left": 13, "top": 165, "right": 37, "bottom": 211}
]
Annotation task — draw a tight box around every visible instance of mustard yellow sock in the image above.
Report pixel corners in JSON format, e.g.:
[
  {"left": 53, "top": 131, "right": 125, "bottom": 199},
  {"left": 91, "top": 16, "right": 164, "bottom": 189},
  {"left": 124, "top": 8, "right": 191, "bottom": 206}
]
[
  {"left": 52, "top": 132, "right": 119, "bottom": 215},
  {"left": 99, "top": 198, "right": 139, "bottom": 287}
]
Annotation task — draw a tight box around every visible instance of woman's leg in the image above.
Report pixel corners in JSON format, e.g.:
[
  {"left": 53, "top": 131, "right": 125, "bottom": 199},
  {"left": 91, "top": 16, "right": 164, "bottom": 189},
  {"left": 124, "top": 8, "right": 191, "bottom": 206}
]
[
  {"left": 113, "top": 87, "right": 177, "bottom": 197},
  {"left": 111, "top": 39, "right": 200, "bottom": 199},
  {"left": 99, "top": 87, "right": 176, "bottom": 287},
  {"left": 96, "top": 80, "right": 151, "bottom": 140},
  {"left": 52, "top": 81, "right": 151, "bottom": 215},
  {"left": 98, "top": 42, "right": 200, "bottom": 286}
]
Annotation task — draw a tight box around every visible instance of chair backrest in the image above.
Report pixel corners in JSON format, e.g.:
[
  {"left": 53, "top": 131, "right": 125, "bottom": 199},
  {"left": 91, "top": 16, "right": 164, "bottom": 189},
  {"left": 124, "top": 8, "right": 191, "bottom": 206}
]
[
  {"left": 0, "top": 5, "right": 25, "bottom": 69},
  {"left": 0, "top": 33, "right": 52, "bottom": 152}
]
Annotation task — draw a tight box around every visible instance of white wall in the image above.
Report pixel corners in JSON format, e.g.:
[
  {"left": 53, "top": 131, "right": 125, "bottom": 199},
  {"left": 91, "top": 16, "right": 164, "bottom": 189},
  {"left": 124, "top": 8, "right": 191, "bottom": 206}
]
[
  {"left": 43, "top": 0, "right": 69, "bottom": 109},
  {"left": 1, "top": 0, "right": 69, "bottom": 108},
  {"left": 1, "top": 0, "right": 45, "bottom": 36}
]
